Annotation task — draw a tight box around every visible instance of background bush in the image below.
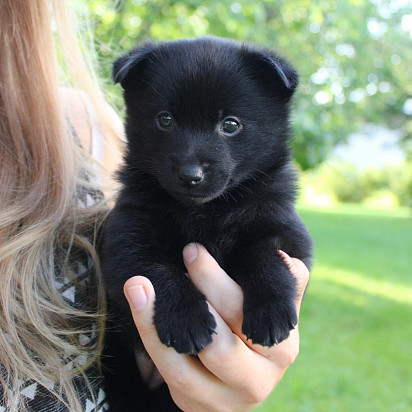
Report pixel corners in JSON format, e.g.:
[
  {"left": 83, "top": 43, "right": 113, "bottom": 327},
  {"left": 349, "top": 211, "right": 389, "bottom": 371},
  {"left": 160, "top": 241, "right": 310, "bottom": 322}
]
[{"left": 302, "top": 161, "right": 412, "bottom": 207}]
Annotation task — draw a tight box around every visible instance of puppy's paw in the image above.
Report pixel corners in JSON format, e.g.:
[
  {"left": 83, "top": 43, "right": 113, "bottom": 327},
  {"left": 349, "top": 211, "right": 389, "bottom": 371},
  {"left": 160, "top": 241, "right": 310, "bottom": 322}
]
[
  {"left": 242, "top": 298, "right": 297, "bottom": 347},
  {"left": 154, "top": 301, "right": 216, "bottom": 354}
]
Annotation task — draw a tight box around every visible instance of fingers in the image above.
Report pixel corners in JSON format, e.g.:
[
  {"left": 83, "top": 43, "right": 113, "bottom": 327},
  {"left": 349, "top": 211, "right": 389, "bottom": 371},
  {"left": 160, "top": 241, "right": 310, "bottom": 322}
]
[
  {"left": 183, "top": 243, "right": 244, "bottom": 333},
  {"left": 198, "top": 303, "right": 283, "bottom": 403},
  {"left": 183, "top": 243, "right": 309, "bottom": 364},
  {"left": 184, "top": 244, "right": 309, "bottom": 324},
  {"left": 123, "top": 277, "right": 202, "bottom": 382},
  {"left": 123, "top": 276, "right": 238, "bottom": 410},
  {"left": 123, "top": 247, "right": 310, "bottom": 410},
  {"left": 123, "top": 277, "right": 204, "bottom": 375},
  {"left": 124, "top": 275, "right": 282, "bottom": 407},
  {"left": 277, "top": 250, "right": 310, "bottom": 313}
]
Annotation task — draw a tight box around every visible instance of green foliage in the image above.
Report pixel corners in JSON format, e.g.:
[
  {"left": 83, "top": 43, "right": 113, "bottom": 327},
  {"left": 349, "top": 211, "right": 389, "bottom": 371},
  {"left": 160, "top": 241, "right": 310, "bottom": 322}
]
[
  {"left": 260, "top": 205, "right": 412, "bottom": 411},
  {"left": 326, "top": 162, "right": 366, "bottom": 203},
  {"left": 80, "top": 0, "right": 412, "bottom": 169},
  {"left": 303, "top": 161, "right": 412, "bottom": 206}
]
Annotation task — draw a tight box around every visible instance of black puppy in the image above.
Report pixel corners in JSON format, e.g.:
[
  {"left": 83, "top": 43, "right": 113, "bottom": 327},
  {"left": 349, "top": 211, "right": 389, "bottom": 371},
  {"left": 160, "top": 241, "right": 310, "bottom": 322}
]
[{"left": 101, "top": 36, "right": 313, "bottom": 410}]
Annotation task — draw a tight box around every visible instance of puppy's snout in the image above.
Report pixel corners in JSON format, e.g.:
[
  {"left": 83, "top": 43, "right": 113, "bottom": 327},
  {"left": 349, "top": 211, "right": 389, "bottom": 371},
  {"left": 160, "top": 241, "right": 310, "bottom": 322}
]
[{"left": 176, "top": 165, "right": 204, "bottom": 187}]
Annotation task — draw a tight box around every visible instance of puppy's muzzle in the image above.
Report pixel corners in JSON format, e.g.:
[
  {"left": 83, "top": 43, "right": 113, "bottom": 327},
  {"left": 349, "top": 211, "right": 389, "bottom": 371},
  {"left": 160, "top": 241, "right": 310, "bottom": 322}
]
[{"left": 176, "top": 165, "right": 204, "bottom": 188}]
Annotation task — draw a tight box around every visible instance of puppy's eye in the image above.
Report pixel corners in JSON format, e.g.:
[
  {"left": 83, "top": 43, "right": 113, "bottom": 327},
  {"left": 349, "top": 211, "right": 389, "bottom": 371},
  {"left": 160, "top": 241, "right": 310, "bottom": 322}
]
[
  {"left": 156, "top": 112, "right": 174, "bottom": 130},
  {"left": 221, "top": 117, "right": 242, "bottom": 136}
]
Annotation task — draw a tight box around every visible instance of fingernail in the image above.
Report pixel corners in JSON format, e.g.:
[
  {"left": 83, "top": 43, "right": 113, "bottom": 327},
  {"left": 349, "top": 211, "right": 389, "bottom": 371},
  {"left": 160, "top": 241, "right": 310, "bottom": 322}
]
[
  {"left": 125, "top": 285, "right": 147, "bottom": 311},
  {"left": 183, "top": 243, "right": 198, "bottom": 266},
  {"left": 278, "top": 250, "right": 291, "bottom": 264},
  {"left": 278, "top": 250, "right": 296, "bottom": 274}
]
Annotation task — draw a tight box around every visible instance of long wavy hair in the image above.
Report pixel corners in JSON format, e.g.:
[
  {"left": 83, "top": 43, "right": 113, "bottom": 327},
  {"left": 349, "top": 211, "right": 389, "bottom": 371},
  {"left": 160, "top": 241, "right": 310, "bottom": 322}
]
[{"left": 0, "top": 0, "right": 120, "bottom": 410}]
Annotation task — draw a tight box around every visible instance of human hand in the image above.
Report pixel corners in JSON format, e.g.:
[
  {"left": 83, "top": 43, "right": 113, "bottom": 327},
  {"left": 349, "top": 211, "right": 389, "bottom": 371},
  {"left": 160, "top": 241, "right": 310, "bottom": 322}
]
[{"left": 124, "top": 244, "right": 309, "bottom": 412}]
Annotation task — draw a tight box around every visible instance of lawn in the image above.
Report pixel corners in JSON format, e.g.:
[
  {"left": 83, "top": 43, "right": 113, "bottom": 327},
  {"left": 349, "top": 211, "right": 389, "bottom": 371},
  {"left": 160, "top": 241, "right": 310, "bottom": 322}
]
[{"left": 260, "top": 205, "right": 412, "bottom": 412}]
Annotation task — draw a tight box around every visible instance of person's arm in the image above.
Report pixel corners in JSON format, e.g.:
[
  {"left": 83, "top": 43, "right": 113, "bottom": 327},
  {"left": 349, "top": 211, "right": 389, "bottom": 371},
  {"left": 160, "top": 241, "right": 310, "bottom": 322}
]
[{"left": 124, "top": 244, "right": 309, "bottom": 411}]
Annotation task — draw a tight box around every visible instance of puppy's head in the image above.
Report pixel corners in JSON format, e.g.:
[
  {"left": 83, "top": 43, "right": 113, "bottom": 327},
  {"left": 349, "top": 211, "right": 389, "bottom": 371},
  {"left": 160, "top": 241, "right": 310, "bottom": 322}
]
[{"left": 114, "top": 37, "right": 298, "bottom": 205}]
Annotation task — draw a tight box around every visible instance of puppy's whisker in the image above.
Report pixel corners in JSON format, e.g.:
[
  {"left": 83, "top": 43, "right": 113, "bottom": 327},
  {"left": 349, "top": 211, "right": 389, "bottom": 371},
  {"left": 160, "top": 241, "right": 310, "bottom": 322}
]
[
  {"left": 237, "top": 184, "right": 253, "bottom": 195},
  {"left": 253, "top": 168, "right": 272, "bottom": 181},
  {"left": 225, "top": 190, "right": 239, "bottom": 203},
  {"left": 220, "top": 192, "right": 229, "bottom": 202},
  {"left": 233, "top": 190, "right": 243, "bottom": 200},
  {"left": 131, "top": 158, "right": 162, "bottom": 168},
  {"left": 139, "top": 176, "right": 158, "bottom": 185}
]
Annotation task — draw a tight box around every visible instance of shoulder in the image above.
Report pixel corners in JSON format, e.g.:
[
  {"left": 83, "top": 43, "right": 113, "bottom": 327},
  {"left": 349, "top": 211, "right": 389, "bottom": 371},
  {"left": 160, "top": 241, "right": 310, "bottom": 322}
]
[
  {"left": 59, "top": 87, "right": 124, "bottom": 157},
  {"left": 59, "top": 87, "right": 93, "bottom": 152},
  {"left": 60, "top": 88, "right": 124, "bottom": 194}
]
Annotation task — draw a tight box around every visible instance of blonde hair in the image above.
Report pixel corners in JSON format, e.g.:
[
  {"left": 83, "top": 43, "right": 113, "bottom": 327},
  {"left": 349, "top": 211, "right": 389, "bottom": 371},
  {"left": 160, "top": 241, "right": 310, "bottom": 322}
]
[{"left": 0, "top": 0, "right": 120, "bottom": 410}]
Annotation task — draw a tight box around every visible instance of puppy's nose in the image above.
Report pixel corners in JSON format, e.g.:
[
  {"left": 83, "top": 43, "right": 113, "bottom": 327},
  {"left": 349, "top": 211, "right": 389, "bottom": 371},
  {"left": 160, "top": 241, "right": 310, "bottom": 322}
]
[{"left": 176, "top": 165, "right": 204, "bottom": 187}]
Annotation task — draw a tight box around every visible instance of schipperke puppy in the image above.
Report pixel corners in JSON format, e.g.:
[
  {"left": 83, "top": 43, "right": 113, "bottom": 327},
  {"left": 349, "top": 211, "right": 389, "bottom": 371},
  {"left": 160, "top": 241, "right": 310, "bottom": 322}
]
[{"left": 101, "top": 36, "right": 313, "bottom": 411}]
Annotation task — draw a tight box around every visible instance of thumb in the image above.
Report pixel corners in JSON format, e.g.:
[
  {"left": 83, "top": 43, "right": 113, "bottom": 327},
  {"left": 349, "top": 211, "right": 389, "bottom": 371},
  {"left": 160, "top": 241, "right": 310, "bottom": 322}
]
[
  {"left": 123, "top": 276, "right": 157, "bottom": 335},
  {"left": 123, "top": 276, "right": 193, "bottom": 383}
]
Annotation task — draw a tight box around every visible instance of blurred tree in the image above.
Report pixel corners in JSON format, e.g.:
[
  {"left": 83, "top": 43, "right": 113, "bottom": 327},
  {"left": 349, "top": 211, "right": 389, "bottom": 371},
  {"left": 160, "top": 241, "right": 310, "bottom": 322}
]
[{"left": 80, "top": 0, "right": 412, "bottom": 169}]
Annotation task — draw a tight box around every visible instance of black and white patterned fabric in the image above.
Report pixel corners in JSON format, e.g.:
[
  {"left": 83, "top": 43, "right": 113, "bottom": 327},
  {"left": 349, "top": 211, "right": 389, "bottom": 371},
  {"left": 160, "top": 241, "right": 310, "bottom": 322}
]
[{"left": 0, "top": 167, "right": 110, "bottom": 411}]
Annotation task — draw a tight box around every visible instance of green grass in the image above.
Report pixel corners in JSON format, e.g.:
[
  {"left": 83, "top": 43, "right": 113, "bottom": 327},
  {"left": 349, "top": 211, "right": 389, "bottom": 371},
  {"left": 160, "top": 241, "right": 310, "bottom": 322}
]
[{"left": 259, "top": 204, "right": 412, "bottom": 412}]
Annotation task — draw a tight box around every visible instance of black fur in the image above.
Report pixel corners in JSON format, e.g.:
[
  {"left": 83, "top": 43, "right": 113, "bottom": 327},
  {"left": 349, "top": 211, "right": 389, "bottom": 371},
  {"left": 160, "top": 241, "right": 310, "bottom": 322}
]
[{"left": 101, "top": 36, "right": 313, "bottom": 411}]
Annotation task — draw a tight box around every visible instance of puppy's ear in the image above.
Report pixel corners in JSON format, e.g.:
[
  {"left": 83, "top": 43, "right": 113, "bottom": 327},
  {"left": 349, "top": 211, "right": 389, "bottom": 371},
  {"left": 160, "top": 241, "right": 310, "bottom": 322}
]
[
  {"left": 242, "top": 47, "right": 299, "bottom": 101},
  {"left": 113, "top": 42, "right": 157, "bottom": 88}
]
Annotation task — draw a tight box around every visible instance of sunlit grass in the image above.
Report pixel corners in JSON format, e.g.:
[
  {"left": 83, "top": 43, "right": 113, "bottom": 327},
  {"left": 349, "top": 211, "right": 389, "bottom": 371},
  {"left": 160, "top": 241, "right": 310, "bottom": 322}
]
[
  {"left": 315, "top": 266, "right": 412, "bottom": 306},
  {"left": 259, "top": 205, "right": 412, "bottom": 412},
  {"left": 299, "top": 202, "right": 411, "bottom": 218}
]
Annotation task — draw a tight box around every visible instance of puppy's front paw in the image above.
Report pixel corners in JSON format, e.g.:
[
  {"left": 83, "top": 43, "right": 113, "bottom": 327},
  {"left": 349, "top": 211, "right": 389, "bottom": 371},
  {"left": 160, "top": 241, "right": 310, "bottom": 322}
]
[
  {"left": 154, "top": 300, "right": 216, "bottom": 354},
  {"left": 242, "top": 298, "right": 297, "bottom": 346}
]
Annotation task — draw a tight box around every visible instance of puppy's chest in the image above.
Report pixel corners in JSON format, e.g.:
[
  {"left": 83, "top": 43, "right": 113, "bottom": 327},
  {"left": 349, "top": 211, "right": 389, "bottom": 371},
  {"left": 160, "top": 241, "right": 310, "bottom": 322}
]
[{"left": 164, "top": 212, "right": 238, "bottom": 265}]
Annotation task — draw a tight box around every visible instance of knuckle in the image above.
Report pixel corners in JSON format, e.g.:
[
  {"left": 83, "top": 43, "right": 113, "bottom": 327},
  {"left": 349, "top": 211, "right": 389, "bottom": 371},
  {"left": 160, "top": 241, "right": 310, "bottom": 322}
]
[
  {"left": 223, "top": 300, "right": 243, "bottom": 324},
  {"left": 206, "top": 403, "right": 234, "bottom": 412},
  {"left": 241, "top": 384, "right": 271, "bottom": 405},
  {"left": 295, "top": 260, "right": 310, "bottom": 285},
  {"left": 170, "top": 393, "right": 192, "bottom": 412},
  {"left": 166, "top": 371, "right": 191, "bottom": 392},
  {"left": 203, "top": 336, "right": 240, "bottom": 369},
  {"left": 232, "top": 376, "right": 276, "bottom": 406},
  {"left": 171, "top": 390, "right": 234, "bottom": 412},
  {"left": 286, "top": 349, "right": 299, "bottom": 367},
  {"left": 301, "top": 265, "right": 310, "bottom": 286},
  {"left": 175, "top": 375, "right": 189, "bottom": 391},
  {"left": 281, "top": 339, "right": 300, "bottom": 367},
  {"left": 209, "top": 400, "right": 247, "bottom": 412}
]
